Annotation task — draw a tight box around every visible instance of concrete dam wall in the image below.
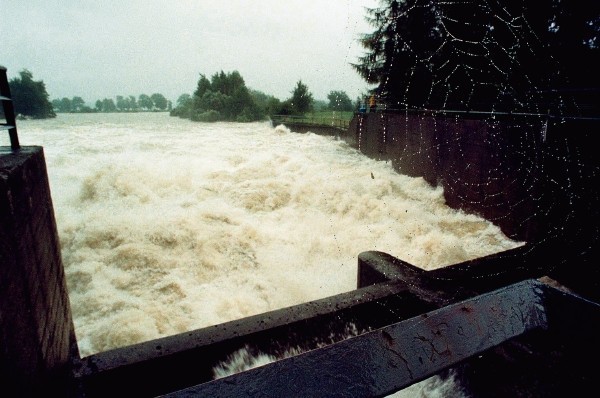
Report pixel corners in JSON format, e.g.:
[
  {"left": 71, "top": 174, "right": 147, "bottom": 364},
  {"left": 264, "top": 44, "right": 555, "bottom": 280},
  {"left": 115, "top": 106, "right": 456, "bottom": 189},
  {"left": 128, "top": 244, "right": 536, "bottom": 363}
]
[
  {"left": 345, "top": 111, "right": 598, "bottom": 297},
  {"left": 348, "top": 112, "right": 547, "bottom": 241},
  {"left": 1, "top": 113, "right": 597, "bottom": 397},
  {"left": 279, "top": 111, "right": 598, "bottom": 300}
]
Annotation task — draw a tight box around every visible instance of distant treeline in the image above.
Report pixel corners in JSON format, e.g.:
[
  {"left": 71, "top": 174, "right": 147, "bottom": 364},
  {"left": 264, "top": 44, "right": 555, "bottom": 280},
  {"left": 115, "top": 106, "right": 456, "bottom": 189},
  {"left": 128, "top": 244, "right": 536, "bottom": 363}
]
[
  {"left": 52, "top": 93, "right": 171, "bottom": 113},
  {"left": 7, "top": 68, "right": 358, "bottom": 120},
  {"left": 5, "top": 69, "right": 175, "bottom": 118}
]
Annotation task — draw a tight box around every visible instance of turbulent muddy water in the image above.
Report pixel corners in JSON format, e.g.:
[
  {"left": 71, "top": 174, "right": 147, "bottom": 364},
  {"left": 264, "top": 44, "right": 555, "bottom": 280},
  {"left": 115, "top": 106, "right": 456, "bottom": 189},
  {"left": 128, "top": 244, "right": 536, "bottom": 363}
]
[{"left": 15, "top": 112, "right": 521, "bottom": 396}]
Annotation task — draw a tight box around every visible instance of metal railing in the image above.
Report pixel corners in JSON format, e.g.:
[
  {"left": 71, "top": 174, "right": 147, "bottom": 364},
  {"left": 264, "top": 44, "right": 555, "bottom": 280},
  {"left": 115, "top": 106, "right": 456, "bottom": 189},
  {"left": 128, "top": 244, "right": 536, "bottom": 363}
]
[
  {"left": 357, "top": 94, "right": 600, "bottom": 121},
  {"left": 73, "top": 248, "right": 600, "bottom": 397},
  {"left": 0, "top": 66, "right": 20, "bottom": 149},
  {"left": 271, "top": 113, "right": 350, "bottom": 130}
]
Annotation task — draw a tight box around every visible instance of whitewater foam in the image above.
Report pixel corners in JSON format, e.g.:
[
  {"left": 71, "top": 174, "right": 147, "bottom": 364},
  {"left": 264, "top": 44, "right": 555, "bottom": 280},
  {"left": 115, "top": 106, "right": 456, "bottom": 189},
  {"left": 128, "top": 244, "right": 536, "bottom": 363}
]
[{"left": 18, "top": 113, "right": 522, "bottom": 360}]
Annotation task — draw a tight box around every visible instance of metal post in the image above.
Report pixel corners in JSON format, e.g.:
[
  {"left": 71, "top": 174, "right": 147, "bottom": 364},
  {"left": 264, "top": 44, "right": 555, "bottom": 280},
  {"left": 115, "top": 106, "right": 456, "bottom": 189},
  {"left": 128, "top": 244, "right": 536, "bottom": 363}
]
[{"left": 0, "top": 66, "right": 21, "bottom": 150}]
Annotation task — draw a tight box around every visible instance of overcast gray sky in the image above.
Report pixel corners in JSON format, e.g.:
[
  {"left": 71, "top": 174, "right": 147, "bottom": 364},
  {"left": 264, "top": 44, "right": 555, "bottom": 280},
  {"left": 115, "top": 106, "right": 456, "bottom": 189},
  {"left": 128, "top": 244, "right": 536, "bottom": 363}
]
[{"left": 0, "top": 0, "right": 378, "bottom": 105}]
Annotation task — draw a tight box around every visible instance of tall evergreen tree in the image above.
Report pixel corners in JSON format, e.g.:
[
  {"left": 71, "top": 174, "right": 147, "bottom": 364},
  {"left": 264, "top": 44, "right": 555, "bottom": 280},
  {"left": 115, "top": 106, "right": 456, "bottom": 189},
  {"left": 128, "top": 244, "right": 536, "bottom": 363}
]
[
  {"left": 353, "top": 0, "right": 600, "bottom": 113},
  {"left": 353, "top": 1, "right": 444, "bottom": 109}
]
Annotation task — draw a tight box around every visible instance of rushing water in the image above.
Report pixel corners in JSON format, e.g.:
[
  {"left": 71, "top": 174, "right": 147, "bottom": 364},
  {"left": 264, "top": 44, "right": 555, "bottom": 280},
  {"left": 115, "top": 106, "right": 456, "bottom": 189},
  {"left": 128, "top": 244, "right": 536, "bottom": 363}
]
[{"left": 14, "top": 112, "right": 521, "bottom": 396}]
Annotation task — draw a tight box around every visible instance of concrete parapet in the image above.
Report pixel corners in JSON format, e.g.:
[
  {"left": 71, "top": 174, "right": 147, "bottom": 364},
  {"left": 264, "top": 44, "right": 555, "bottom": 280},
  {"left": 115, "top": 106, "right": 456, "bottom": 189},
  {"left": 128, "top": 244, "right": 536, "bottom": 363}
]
[
  {"left": 348, "top": 112, "right": 599, "bottom": 301},
  {"left": 0, "top": 147, "right": 78, "bottom": 397}
]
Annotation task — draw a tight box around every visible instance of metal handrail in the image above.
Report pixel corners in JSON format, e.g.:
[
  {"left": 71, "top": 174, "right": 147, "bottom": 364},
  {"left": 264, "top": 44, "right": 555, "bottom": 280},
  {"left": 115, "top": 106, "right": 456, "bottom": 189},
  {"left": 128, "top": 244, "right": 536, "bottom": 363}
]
[
  {"left": 0, "top": 66, "right": 20, "bottom": 149},
  {"left": 356, "top": 94, "right": 600, "bottom": 121},
  {"left": 271, "top": 114, "right": 350, "bottom": 130},
  {"left": 373, "top": 107, "right": 600, "bottom": 121}
]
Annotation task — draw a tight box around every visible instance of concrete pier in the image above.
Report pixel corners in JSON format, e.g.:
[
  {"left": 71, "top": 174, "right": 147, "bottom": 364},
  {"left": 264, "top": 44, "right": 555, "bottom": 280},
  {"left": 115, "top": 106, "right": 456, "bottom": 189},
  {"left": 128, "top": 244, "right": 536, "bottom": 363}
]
[{"left": 0, "top": 147, "right": 78, "bottom": 397}]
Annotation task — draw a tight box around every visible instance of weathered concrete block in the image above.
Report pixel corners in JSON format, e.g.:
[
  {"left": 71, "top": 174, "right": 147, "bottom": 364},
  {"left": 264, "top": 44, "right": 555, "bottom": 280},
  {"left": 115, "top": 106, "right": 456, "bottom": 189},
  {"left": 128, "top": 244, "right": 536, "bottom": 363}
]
[{"left": 0, "top": 147, "right": 78, "bottom": 397}]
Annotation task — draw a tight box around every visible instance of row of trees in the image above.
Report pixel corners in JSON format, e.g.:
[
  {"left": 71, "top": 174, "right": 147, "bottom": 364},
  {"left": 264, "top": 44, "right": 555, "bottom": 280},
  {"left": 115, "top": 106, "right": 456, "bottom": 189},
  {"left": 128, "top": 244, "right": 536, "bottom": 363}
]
[
  {"left": 6, "top": 68, "right": 357, "bottom": 120},
  {"left": 171, "top": 71, "right": 279, "bottom": 122},
  {"left": 5, "top": 69, "right": 174, "bottom": 118},
  {"left": 171, "top": 70, "right": 264, "bottom": 122},
  {"left": 52, "top": 93, "right": 171, "bottom": 113},
  {"left": 171, "top": 70, "right": 329, "bottom": 122},
  {"left": 170, "top": 70, "right": 357, "bottom": 123},
  {"left": 15, "top": 1, "right": 597, "bottom": 120}
]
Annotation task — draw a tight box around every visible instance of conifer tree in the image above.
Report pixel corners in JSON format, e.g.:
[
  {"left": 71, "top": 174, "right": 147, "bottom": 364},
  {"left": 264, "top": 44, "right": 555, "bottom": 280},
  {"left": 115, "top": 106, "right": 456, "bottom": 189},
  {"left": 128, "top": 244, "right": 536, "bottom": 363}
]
[{"left": 353, "top": 0, "right": 599, "bottom": 113}]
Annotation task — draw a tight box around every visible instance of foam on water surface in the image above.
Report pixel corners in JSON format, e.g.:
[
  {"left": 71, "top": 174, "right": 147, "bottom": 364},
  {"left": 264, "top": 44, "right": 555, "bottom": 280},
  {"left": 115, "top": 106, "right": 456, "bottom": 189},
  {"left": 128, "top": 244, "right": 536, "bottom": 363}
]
[{"left": 18, "top": 113, "right": 522, "bottom": 359}]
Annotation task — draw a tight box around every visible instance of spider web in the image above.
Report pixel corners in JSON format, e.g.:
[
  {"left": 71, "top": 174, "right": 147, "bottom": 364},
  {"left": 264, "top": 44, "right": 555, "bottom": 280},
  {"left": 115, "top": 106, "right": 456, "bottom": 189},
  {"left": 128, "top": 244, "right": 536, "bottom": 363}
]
[
  {"left": 353, "top": 2, "right": 599, "bottom": 395},
  {"left": 364, "top": 0, "right": 598, "bottom": 115},
  {"left": 355, "top": 0, "right": 599, "bottom": 295}
]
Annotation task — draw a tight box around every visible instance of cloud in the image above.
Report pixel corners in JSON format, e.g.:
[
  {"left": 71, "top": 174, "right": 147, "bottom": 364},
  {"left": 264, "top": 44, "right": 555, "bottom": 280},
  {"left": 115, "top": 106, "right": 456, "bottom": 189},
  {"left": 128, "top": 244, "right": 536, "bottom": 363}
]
[{"left": 0, "top": 0, "right": 377, "bottom": 103}]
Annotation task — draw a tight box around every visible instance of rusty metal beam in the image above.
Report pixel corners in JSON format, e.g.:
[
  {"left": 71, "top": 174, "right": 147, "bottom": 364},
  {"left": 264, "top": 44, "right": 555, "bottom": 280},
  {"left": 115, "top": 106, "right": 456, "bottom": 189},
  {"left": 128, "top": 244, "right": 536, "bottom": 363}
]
[
  {"left": 73, "top": 281, "right": 433, "bottom": 397},
  {"left": 161, "top": 279, "right": 570, "bottom": 398}
]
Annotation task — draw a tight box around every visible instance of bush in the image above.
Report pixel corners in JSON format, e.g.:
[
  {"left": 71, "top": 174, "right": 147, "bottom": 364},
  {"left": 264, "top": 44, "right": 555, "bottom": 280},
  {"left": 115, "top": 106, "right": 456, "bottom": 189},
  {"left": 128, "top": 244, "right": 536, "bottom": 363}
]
[
  {"left": 192, "top": 109, "right": 221, "bottom": 122},
  {"left": 176, "top": 70, "right": 267, "bottom": 123},
  {"left": 170, "top": 106, "right": 190, "bottom": 118}
]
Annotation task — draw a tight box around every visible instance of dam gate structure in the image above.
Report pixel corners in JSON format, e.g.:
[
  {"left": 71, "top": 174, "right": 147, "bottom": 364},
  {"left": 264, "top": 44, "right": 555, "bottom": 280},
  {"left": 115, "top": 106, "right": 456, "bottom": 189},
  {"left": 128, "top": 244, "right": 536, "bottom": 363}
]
[
  {"left": 2, "top": 63, "right": 599, "bottom": 396},
  {"left": 1, "top": 66, "right": 79, "bottom": 396},
  {"left": 344, "top": 106, "right": 599, "bottom": 301}
]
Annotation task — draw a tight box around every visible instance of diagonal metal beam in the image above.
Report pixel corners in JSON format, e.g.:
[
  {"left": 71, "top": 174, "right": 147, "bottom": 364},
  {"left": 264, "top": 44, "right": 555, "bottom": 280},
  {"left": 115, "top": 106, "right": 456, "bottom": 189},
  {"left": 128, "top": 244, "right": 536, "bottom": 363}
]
[{"left": 163, "top": 279, "right": 550, "bottom": 398}]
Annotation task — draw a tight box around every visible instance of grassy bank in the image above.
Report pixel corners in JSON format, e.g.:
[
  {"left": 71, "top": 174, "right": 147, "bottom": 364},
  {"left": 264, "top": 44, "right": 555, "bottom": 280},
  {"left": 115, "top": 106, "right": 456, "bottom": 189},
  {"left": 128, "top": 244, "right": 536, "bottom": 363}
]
[{"left": 271, "top": 111, "right": 354, "bottom": 129}]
